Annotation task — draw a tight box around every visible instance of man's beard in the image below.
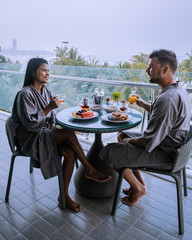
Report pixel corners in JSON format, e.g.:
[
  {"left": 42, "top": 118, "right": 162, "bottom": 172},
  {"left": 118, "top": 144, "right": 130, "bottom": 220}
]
[
  {"left": 149, "top": 77, "right": 162, "bottom": 84},
  {"left": 149, "top": 69, "right": 162, "bottom": 84}
]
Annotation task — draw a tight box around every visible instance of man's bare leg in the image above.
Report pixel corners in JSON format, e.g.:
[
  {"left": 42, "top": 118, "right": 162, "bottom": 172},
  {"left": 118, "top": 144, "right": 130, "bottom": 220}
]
[
  {"left": 117, "top": 132, "right": 146, "bottom": 200},
  {"left": 53, "top": 129, "right": 111, "bottom": 183},
  {"left": 57, "top": 144, "right": 82, "bottom": 212},
  {"left": 121, "top": 169, "right": 147, "bottom": 206},
  {"left": 123, "top": 170, "right": 145, "bottom": 195}
]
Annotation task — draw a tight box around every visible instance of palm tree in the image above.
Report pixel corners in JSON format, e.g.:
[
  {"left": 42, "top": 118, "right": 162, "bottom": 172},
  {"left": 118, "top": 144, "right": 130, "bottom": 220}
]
[
  {"left": 76, "top": 55, "right": 86, "bottom": 66},
  {"left": 102, "top": 61, "right": 109, "bottom": 67},
  {"left": 87, "top": 56, "right": 99, "bottom": 66},
  {"left": 178, "top": 50, "right": 192, "bottom": 72},
  {"left": 117, "top": 61, "right": 123, "bottom": 68},
  {"left": 54, "top": 46, "right": 68, "bottom": 58},
  {"left": 130, "top": 52, "right": 149, "bottom": 65},
  {"left": 68, "top": 47, "right": 78, "bottom": 61}
]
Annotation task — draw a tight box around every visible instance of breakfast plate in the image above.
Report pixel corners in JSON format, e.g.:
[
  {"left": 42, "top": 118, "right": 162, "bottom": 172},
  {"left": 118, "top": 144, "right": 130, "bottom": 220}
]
[
  {"left": 69, "top": 111, "right": 99, "bottom": 120},
  {"left": 101, "top": 113, "right": 132, "bottom": 123}
]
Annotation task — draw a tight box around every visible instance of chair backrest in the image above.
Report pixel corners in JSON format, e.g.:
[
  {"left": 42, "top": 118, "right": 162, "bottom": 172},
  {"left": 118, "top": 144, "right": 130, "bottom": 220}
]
[
  {"left": 172, "top": 125, "right": 192, "bottom": 173},
  {"left": 5, "top": 116, "right": 18, "bottom": 153}
]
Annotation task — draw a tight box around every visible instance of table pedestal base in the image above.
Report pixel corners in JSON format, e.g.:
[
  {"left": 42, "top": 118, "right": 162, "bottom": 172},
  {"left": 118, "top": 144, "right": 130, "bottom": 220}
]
[{"left": 74, "top": 133, "right": 118, "bottom": 198}]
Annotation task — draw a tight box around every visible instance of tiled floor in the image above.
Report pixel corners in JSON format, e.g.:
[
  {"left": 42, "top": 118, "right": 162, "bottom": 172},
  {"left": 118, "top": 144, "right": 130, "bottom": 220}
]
[{"left": 0, "top": 114, "right": 192, "bottom": 240}]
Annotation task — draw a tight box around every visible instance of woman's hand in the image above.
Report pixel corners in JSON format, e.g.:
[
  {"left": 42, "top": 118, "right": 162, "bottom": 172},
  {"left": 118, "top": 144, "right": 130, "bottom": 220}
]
[
  {"left": 49, "top": 96, "right": 60, "bottom": 109},
  {"left": 44, "top": 96, "right": 60, "bottom": 116}
]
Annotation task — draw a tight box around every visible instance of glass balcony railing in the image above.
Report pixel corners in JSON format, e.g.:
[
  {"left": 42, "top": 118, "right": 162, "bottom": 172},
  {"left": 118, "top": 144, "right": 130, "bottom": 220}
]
[{"left": 1, "top": 63, "right": 192, "bottom": 113}]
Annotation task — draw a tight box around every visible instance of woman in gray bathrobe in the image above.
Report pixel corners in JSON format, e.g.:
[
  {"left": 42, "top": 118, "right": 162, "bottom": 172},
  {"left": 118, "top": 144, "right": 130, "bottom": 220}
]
[{"left": 11, "top": 58, "right": 111, "bottom": 212}]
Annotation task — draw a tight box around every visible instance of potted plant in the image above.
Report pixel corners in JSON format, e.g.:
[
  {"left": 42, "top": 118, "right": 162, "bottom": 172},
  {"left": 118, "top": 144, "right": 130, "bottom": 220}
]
[{"left": 111, "top": 91, "right": 122, "bottom": 105}]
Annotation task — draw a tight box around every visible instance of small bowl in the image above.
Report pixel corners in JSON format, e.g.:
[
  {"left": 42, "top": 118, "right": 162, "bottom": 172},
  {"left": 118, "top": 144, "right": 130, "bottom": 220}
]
[
  {"left": 90, "top": 104, "right": 103, "bottom": 112},
  {"left": 104, "top": 105, "right": 118, "bottom": 113}
]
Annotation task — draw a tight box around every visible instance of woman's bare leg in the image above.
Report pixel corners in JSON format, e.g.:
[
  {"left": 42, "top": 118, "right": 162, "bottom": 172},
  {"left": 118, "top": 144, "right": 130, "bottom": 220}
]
[
  {"left": 53, "top": 129, "right": 111, "bottom": 183},
  {"left": 57, "top": 143, "right": 82, "bottom": 212}
]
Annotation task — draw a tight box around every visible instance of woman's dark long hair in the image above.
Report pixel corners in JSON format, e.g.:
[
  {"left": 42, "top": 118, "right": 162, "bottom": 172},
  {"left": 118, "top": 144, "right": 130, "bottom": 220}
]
[{"left": 23, "top": 58, "right": 48, "bottom": 87}]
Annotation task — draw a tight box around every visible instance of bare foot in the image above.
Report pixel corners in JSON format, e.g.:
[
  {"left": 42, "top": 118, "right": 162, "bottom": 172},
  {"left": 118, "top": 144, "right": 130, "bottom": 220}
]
[
  {"left": 58, "top": 196, "right": 82, "bottom": 212},
  {"left": 123, "top": 170, "right": 145, "bottom": 197},
  {"left": 85, "top": 169, "right": 111, "bottom": 183},
  {"left": 66, "top": 196, "right": 82, "bottom": 212},
  {"left": 121, "top": 186, "right": 147, "bottom": 206},
  {"left": 123, "top": 187, "right": 132, "bottom": 196}
]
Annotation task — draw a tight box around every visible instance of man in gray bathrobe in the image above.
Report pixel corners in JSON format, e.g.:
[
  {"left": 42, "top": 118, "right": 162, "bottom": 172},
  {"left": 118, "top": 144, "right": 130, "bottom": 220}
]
[{"left": 99, "top": 49, "right": 191, "bottom": 206}]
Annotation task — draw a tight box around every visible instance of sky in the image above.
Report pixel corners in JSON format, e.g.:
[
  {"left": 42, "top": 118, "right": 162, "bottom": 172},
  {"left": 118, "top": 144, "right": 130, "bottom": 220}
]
[{"left": 1, "top": 0, "right": 192, "bottom": 61}]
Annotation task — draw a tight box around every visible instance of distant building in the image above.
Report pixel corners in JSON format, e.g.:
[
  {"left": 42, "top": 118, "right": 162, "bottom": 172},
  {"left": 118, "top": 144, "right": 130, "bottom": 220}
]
[{"left": 12, "top": 39, "right": 17, "bottom": 51}]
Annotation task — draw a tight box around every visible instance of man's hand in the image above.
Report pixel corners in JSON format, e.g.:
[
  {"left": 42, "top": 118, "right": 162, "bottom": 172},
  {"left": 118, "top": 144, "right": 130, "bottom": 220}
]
[
  {"left": 122, "top": 138, "right": 132, "bottom": 144},
  {"left": 135, "top": 95, "right": 151, "bottom": 112},
  {"left": 122, "top": 137, "right": 145, "bottom": 148}
]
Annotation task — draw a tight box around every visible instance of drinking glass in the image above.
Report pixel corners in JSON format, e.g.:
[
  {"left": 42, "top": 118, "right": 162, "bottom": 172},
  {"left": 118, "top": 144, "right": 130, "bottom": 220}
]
[
  {"left": 128, "top": 92, "right": 137, "bottom": 113},
  {"left": 57, "top": 94, "right": 66, "bottom": 104},
  {"left": 129, "top": 93, "right": 137, "bottom": 104},
  {"left": 120, "top": 101, "right": 128, "bottom": 112}
]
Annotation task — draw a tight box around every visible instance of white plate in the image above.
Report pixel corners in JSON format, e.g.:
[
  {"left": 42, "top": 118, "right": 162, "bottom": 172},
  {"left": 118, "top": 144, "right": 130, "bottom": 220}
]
[
  {"left": 69, "top": 111, "right": 99, "bottom": 120},
  {"left": 101, "top": 113, "right": 132, "bottom": 123}
]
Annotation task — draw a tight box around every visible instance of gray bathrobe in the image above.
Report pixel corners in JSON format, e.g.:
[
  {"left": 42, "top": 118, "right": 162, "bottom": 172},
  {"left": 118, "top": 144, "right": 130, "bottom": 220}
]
[{"left": 11, "top": 84, "right": 60, "bottom": 179}]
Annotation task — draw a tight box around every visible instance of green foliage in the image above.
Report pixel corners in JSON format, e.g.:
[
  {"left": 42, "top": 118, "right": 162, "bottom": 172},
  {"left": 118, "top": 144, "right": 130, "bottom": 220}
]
[
  {"left": 87, "top": 56, "right": 99, "bottom": 66},
  {"left": 131, "top": 62, "right": 148, "bottom": 70},
  {"left": 117, "top": 61, "right": 131, "bottom": 68},
  {"left": 54, "top": 46, "right": 68, "bottom": 58},
  {"left": 0, "top": 55, "right": 11, "bottom": 63},
  {"left": 130, "top": 53, "right": 149, "bottom": 65},
  {"left": 53, "top": 46, "right": 87, "bottom": 66},
  {"left": 102, "top": 62, "right": 109, "bottom": 68},
  {"left": 111, "top": 91, "right": 122, "bottom": 102},
  {"left": 178, "top": 50, "right": 192, "bottom": 72},
  {"left": 53, "top": 46, "right": 192, "bottom": 74}
]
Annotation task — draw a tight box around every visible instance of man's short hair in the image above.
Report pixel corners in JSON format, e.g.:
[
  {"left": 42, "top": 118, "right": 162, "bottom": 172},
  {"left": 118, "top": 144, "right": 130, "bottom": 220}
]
[{"left": 149, "top": 49, "right": 178, "bottom": 74}]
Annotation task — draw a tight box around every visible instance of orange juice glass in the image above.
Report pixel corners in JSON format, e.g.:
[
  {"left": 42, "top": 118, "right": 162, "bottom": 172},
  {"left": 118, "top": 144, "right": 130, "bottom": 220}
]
[{"left": 129, "top": 95, "right": 137, "bottom": 103}]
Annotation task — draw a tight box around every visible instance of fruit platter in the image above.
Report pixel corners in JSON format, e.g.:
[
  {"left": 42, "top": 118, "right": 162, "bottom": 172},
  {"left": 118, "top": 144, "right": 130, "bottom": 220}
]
[{"left": 70, "top": 109, "right": 99, "bottom": 120}]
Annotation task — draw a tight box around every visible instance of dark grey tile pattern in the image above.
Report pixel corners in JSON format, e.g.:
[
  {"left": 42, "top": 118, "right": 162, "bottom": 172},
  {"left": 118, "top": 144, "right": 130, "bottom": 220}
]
[
  {"left": 0, "top": 116, "right": 192, "bottom": 239},
  {"left": 49, "top": 230, "right": 70, "bottom": 240},
  {"left": 60, "top": 222, "right": 86, "bottom": 239},
  {"left": 126, "top": 225, "right": 157, "bottom": 240},
  {"left": 20, "top": 225, "right": 48, "bottom": 240}
]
